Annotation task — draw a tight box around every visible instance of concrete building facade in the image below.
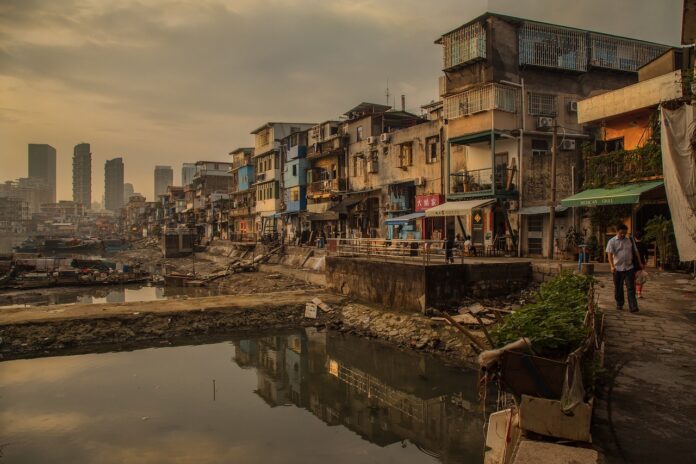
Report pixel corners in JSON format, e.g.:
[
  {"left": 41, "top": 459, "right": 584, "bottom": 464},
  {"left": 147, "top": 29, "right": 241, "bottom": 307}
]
[
  {"left": 72, "top": 142, "right": 91, "bottom": 208},
  {"left": 28, "top": 144, "right": 56, "bottom": 203},
  {"left": 104, "top": 157, "right": 125, "bottom": 212},
  {"left": 435, "top": 12, "right": 669, "bottom": 256},
  {"left": 154, "top": 165, "right": 174, "bottom": 199}
]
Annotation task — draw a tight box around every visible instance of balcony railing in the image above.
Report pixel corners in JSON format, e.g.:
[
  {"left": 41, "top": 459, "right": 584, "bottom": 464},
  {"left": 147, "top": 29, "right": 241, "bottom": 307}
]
[
  {"left": 229, "top": 205, "right": 254, "bottom": 217},
  {"left": 307, "top": 178, "right": 344, "bottom": 195},
  {"left": 583, "top": 143, "right": 662, "bottom": 188},
  {"left": 443, "top": 84, "right": 519, "bottom": 120},
  {"left": 307, "top": 143, "right": 344, "bottom": 160},
  {"left": 450, "top": 167, "right": 518, "bottom": 195}
]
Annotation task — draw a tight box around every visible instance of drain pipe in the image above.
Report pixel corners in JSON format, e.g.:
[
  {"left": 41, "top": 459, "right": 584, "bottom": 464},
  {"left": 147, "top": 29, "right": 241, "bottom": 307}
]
[{"left": 501, "top": 78, "right": 525, "bottom": 257}]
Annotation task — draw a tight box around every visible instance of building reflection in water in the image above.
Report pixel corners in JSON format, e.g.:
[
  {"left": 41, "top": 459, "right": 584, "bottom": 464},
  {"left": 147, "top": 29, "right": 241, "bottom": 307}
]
[{"left": 232, "top": 329, "right": 484, "bottom": 463}]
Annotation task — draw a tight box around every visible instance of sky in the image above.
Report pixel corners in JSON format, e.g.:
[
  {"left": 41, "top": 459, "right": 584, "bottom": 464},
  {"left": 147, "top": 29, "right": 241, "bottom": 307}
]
[{"left": 0, "top": 0, "right": 683, "bottom": 202}]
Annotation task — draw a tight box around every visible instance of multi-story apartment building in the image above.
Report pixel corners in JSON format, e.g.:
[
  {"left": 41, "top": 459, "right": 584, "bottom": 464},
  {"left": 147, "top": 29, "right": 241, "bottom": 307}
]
[
  {"left": 181, "top": 163, "right": 196, "bottom": 187},
  {"left": 435, "top": 12, "right": 669, "bottom": 256},
  {"left": 342, "top": 102, "right": 428, "bottom": 238},
  {"left": 251, "top": 122, "right": 315, "bottom": 237},
  {"left": 281, "top": 129, "right": 310, "bottom": 242},
  {"left": 72, "top": 143, "right": 91, "bottom": 208},
  {"left": 28, "top": 144, "right": 57, "bottom": 203},
  {"left": 0, "top": 178, "right": 52, "bottom": 214},
  {"left": 191, "top": 160, "right": 233, "bottom": 239},
  {"left": 0, "top": 197, "right": 30, "bottom": 233},
  {"left": 105, "top": 157, "right": 125, "bottom": 212},
  {"left": 306, "top": 120, "right": 347, "bottom": 238},
  {"left": 566, "top": 47, "right": 692, "bottom": 240},
  {"left": 154, "top": 165, "right": 174, "bottom": 199},
  {"left": 228, "top": 147, "right": 256, "bottom": 241}
]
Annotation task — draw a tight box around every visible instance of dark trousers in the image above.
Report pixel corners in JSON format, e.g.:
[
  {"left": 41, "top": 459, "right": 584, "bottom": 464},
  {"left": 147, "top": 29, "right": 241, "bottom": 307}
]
[{"left": 613, "top": 268, "right": 638, "bottom": 311}]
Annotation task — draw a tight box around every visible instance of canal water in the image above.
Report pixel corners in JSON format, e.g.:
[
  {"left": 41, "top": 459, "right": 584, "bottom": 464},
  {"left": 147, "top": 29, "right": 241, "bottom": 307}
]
[
  {"left": 0, "top": 284, "right": 229, "bottom": 308},
  {"left": 0, "top": 330, "right": 484, "bottom": 463}
]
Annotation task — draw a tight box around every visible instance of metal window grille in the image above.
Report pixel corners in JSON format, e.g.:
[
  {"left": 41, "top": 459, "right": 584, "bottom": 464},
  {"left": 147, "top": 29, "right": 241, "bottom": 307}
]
[
  {"left": 442, "top": 22, "right": 486, "bottom": 69},
  {"left": 588, "top": 33, "right": 668, "bottom": 72},
  {"left": 528, "top": 93, "right": 557, "bottom": 116},
  {"left": 519, "top": 22, "right": 587, "bottom": 72},
  {"left": 444, "top": 84, "right": 519, "bottom": 120}
]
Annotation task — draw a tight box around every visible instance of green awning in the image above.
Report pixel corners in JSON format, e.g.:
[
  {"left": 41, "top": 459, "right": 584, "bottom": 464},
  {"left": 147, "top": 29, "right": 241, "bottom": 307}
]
[{"left": 560, "top": 181, "right": 664, "bottom": 207}]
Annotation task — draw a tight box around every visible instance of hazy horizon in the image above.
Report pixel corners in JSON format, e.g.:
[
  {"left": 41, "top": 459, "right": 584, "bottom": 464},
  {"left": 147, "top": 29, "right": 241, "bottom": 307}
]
[{"left": 0, "top": 0, "right": 682, "bottom": 202}]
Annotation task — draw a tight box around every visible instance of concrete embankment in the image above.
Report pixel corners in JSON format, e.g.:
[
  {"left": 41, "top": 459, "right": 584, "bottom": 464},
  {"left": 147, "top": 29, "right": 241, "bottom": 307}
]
[{"left": 0, "top": 290, "right": 346, "bottom": 360}]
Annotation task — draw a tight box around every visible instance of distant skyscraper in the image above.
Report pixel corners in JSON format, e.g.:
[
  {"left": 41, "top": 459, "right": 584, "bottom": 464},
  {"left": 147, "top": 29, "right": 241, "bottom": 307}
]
[
  {"left": 104, "top": 157, "right": 124, "bottom": 212},
  {"left": 28, "top": 144, "right": 56, "bottom": 203},
  {"left": 123, "top": 182, "right": 135, "bottom": 201},
  {"left": 182, "top": 163, "right": 196, "bottom": 187},
  {"left": 154, "top": 165, "right": 173, "bottom": 198},
  {"left": 72, "top": 143, "right": 91, "bottom": 208}
]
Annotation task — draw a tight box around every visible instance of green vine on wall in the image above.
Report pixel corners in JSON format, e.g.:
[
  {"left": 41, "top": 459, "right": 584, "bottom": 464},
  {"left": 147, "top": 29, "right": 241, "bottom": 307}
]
[{"left": 582, "top": 142, "right": 662, "bottom": 189}]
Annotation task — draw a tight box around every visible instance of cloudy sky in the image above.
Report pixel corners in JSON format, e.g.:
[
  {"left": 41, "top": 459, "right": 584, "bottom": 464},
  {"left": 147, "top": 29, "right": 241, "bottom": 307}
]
[{"left": 0, "top": 0, "right": 682, "bottom": 202}]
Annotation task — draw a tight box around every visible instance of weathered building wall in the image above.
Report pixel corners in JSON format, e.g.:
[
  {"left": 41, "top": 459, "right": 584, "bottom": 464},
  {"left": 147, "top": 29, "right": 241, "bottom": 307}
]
[
  {"left": 601, "top": 112, "right": 653, "bottom": 150},
  {"left": 326, "top": 257, "right": 532, "bottom": 312}
]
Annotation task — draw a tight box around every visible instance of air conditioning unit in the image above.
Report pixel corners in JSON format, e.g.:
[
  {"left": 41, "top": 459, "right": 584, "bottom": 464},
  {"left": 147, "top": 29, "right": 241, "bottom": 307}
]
[
  {"left": 414, "top": 176, "right": 425, "bottom": 186},
  {"left": 367, "top": 161, "right": 378, "bottom": 173},
  {"left": 367, "top": 136, "right": 378, "bottom": 145},
  {"left": 561, "top": 139, "right": 576, "bottom": 151},
  {"left": 536, "top": 117, "right": 554, "bottom": 130},
  {"left": 567, "top": 101, "right": 578, "bottom": 113},
  {"left": 380, "top": 133, "right": 390, "bottom": 143}
]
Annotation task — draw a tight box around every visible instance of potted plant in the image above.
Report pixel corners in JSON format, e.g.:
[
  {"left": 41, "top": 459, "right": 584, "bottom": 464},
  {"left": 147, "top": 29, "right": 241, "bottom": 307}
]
[{"left": 644, "top": 215, "right": 675, "bottom": 271}]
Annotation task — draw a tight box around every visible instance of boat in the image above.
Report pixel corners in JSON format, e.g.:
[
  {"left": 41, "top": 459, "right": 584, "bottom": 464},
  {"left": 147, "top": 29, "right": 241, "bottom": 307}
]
[
  {"left": 102, "top": 238, "right": 130, "bottom": 253},
  {"left": 13, "top": 272, "right": 54, "bottom": 289}
]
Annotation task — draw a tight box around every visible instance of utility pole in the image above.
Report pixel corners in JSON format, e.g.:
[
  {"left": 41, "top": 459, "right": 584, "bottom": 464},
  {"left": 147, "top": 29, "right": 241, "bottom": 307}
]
[{"left": 548, "top": 123, "right": 558, "bottom": 260}]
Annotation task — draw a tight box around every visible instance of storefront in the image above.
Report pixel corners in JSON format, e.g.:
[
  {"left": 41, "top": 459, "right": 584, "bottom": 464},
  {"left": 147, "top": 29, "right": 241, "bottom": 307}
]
[
  {"left": 415, "top": 194, "right": 445, "bottom": 240},
  {"left": 425, "top": 198, "right": 496, "bottom": 248}
]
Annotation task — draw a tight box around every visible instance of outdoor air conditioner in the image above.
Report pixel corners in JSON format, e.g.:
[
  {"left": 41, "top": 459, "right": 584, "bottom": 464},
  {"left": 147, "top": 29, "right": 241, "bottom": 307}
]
[
  {"left": 367, "top": 136, "right": 378, "bottom": 145},
  {"left": 567, "top": 101, "right": 578, "bottom": 113},
  {"left": 414, "top": 176, "right": 425, "bottom": 186},
  {"left": 536, "top": 117, "right": 554, "bottom": 130},
  {"left": 380, "top": 133, "right": 391, "bottom": 143},
  {"left": 561, "top": 139, "right": 576, "bottom": 151}
]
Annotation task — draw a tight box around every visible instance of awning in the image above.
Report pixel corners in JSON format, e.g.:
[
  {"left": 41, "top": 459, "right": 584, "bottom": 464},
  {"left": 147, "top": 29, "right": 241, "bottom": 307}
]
[
  {"left": 518, "top": 205, "right": 568, "bottom": 215},
  {"left": 425, "top": 198, "right": 496, "bottom": 217},
  {"left": 449, "top": 130, "right": 505, "bottom": 146},
  {"left": 560, "top": 181, "right": 664, "bottom": 207},
  {"left": 333, "top": 190, "right": 378, "bottom": 214},
  {"left": 384, "top": 211, "right": 425, "bottom": 225},
  {"left": 307, "top": 211, "right": 339, "bottom": 222}
]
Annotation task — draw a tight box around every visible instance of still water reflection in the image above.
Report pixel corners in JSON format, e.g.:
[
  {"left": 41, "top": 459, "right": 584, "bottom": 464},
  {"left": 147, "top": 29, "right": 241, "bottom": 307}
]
[
  {"left": 0, "top": 331, "right": 484, "bottom": 464},
  {"left": 0, "top": 284, "right": 229, "bottom": 308}
]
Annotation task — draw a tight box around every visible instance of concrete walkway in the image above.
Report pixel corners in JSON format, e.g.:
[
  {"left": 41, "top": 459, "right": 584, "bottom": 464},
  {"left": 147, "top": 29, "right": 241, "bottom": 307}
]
[{"left": 592, "top": 269, "right": 696, "bottom": 464}]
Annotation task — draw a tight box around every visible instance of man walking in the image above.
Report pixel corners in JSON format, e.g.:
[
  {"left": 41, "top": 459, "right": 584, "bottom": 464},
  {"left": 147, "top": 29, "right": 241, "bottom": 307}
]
[{"left": 606, "top": 224, "right": 642, "bottom": 312}]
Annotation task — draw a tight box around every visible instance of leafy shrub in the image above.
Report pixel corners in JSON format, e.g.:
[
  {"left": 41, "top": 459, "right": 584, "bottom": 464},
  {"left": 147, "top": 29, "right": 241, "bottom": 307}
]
[{"left": 492, "top": 272, "right": 594, "bottom": 357}]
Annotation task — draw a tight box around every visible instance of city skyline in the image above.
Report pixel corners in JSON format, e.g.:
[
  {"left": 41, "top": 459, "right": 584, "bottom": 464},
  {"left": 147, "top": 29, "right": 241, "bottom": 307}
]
[{"left": 0, "top": 0, "right": 682, "bottom": 201}]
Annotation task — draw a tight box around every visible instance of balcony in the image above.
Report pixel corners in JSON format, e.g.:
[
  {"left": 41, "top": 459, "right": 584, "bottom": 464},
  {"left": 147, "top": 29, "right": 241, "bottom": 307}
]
[
  {"left": 307, "top": 178, "right": 344, "bottom": 197},
  {"left": 583, "top": 143, "right": 662, "bottom": 189},
  {"left": 443, "top": 84, "right": 519, "bottom": 120},
  {"left": 307, "top": 138, "right": 345, "bottom": 160},
  {"left": 450, "top": 167, "right": 518, "bottom": 198},
  {"left": 229, "top": 205, "right": 254, "bottom": 217}
]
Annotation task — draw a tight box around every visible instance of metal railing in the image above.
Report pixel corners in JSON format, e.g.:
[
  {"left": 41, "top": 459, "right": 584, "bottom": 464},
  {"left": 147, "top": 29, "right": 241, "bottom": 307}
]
[
  {"left": 228, "top": 232, "right": 257, "bottom": 243},
  {"left": 327, "top": 237, "right": 501, "bottom": 265},
  {"left": 450, "top": 167, "right": 518, "bottom": 194},
  {"left": 442, "top": 21, "right": 486, "bottom": 69},
  {"left": 443, "top": 84, "right": 519, "bottom": 120},
  {"left": 307, "top": 178, "right": 342, "bottom": 195}
]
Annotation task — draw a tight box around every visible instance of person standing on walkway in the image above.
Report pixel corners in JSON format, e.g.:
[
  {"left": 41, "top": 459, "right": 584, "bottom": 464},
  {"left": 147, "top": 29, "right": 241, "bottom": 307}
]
[
  {"left": 445, "top": 234, "right": 455, "bottom": 264},
  {"left": 606, "top": 224, "right": 642, "bottom": 312}
]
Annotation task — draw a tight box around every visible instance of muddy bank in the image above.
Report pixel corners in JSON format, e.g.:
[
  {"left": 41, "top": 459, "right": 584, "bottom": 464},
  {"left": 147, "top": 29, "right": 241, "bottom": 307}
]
[{"left": 0, "top": 285, "right": 533, "bottom": 367}]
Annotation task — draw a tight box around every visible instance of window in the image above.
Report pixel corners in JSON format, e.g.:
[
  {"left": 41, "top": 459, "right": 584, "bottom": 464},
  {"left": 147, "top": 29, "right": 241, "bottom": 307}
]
[
  {"left": 527, "top": 215, "right": 544, "bottom": 255},
  {"left": 528, "top": 93, "right": 557, "bottom": 116},
  {"left": 399, "top": 143, "right": 413, "bottom": 167},
  {"left": 382, "top": 146, "right": 389, "bottom": 157},
  {"left": 426, "top": 136, "right": 439, "bottom": 163},
  {"left": 290, "top": 188, "right": 300, "bottom": 202},
  {"left": 256, "top": 129, "right": 270, "bottom": 147},
  {"left": 353, "top": 155, "right": 364, "bottom": 177},
  {"left": 597, "top": 138, "right": 624, "bottom": 153},
  {"left": 356, "top": 126, "right": 363, "bottom": 142},
  {"left": 531, "top": 139, "right": 549, "bottom": 155},
  {"left": 292, "top": 165, "right": 297, "bottom": 177}
]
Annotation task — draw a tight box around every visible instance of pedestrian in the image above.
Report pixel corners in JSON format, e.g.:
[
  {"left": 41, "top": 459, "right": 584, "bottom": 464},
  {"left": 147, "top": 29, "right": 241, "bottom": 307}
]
[
  {"left": 634, "top": 231, "right": 649, "bottom": 298},
  {"left": 445, "top": 234, "right": 455, "bottom": 264},
  {"left": 606, "top": 223, "right": 643, "bottom": 312}
]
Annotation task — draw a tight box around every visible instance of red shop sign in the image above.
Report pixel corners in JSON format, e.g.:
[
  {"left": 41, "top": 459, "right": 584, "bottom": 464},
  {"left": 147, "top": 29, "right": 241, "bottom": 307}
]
[{"left": 415, "top": 194, "right": 443, "bottom": 212}]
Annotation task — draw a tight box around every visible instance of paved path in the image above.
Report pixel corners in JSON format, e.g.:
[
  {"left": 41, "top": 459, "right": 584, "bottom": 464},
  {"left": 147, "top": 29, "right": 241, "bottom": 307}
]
[{"left": 592, "top": 269, "right": 696, "bottom": 464}]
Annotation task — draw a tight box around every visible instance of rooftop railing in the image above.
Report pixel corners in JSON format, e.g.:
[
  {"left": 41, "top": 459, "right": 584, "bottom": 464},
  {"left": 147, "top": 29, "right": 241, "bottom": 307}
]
[{"left": 443, "top": 84, "right": 519, "bottom": 120}]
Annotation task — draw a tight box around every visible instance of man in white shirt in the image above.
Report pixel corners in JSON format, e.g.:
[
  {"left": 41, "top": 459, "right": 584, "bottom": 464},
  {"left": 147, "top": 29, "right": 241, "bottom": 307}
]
[{"left": 606, "top": 223, "right": 642, "bottom": 312}]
